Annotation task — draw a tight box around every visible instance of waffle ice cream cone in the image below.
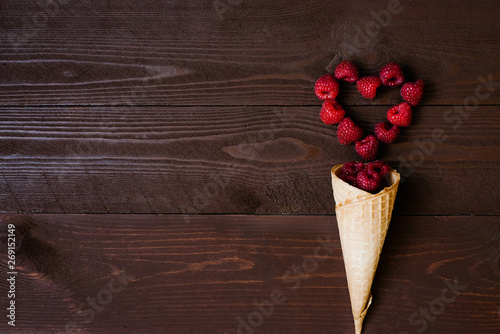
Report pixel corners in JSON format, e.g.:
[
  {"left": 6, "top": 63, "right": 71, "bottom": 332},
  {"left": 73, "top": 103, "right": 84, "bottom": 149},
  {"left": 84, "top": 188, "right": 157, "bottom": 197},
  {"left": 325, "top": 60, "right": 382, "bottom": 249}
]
[{"left": 331, "top": 163, "right": 400, "bottom": 334}]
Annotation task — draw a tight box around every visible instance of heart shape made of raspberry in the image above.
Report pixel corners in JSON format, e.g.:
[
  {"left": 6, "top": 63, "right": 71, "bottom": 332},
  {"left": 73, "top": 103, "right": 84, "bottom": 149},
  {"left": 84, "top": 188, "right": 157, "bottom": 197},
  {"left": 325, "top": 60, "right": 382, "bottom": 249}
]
[{"left": 315, "top": 60, "right": 425, "bottom": 161}]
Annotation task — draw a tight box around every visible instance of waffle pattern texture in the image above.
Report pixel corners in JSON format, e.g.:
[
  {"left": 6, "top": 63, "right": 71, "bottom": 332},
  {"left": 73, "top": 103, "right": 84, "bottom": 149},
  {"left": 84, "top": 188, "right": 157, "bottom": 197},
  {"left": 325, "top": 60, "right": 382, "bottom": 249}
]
[{"left": 331, "top": 163, "right": 400, "bottom": 334}]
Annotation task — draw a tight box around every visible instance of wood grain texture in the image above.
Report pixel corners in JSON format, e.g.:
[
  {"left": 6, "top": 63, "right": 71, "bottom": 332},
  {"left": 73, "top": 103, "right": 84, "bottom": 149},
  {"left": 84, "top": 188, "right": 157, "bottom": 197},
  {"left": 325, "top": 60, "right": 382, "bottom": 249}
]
[
  {"left": 0, "top": 0, "right": 499, "bottom": 106},
  {"left": 0, "top": 214, "right": 498, "bottom": 333},
  {"left": 1, "top": 105, "right": 498, "bottom": 215},
  {"left": 0, "top": 1, "right": 498, "bottom": 334}
]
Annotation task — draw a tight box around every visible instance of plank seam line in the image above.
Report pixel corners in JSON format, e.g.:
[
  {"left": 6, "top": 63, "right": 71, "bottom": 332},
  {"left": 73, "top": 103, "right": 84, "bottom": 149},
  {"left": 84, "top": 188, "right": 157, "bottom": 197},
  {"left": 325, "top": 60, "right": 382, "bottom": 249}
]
[
  {"left": 0, "top": 213, "right": 497, "bottom": 217},
  {"left": 1, "top": 104, "right": 499, "bottom": 108}
]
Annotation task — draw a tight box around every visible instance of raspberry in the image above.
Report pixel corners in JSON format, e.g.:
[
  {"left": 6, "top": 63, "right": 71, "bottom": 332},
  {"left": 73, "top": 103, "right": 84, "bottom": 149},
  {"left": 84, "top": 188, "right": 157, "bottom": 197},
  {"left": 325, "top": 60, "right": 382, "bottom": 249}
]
[
  {"left": 337, "top": 117, "right": 363, "bottom": 145},
  {"left": 320, "top": 100, "right": 345, "bottom": 124},
  {"left": 356, "top": 169, "right": 381, "bottom": 193},
  {"left": 356, "top": 76, "right": 381, "bottom": 99},
  {"left": 341, "top": 161, "right": 365, "bottom": 175},
  {"left": 374, "top": 121, "right": 400, "bottom": 144},
  {"left": 355, "top": 135, "right": 379, "bottom": 161},
  {"left": 366, "top": 160, "right": 391, "bottom": 188},
  {"left": 379, "top": 62, "right": 405, "bottom": 87},
  {"left": 387, "top": 102, "right": 412, "bottom": 127},
  {"left": 401, "top": 79, "right": 425, "bottom": 106},
  {"left": 334, "top": 60, "right": 359, "bottom": 84},
  {"left": 314, "top": 74, "right": 339, "bottom": 100},
  {"left": 366, "top": 160, "right": 389, "bottom": 175},
  {"left": 340, "top": 173, "right": 357, "bottom": 187}
]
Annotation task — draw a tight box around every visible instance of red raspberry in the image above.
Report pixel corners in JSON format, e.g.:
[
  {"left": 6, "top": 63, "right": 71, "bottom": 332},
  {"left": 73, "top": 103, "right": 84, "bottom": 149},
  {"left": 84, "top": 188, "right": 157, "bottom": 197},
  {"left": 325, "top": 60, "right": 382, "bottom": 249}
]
[
  {"left": 314, "top": 74, "right": 339, "bottom": 100},
  {"left": 366, "top": 160, "right": 391, "bottom": 188},
  {"left": 374, "top": 121, "right": 400, "bottom": 144},
  {"left": 355, "top": 135, "right": 379, "bottom": 161},
  {"left": 366, "top": 161, "right": 391, "bottom": 178},
  {"left": 337, "top": 117, "right": 363, "bottom": 145},
  {"left": 320, "top": 100, "right": 345, "bottom": 124},
  {"left": 356, "top": 76, "right": 381, "bottom": 99},
  {"left": 340, "top": 173, "right": 357, "bottom": 187},
  {"left": 334, "top": 60, "right": 359, "bottom": 84},
  {"left": 356, "top": 169, "right": 381, "bottom": 193},
  {"left": 387, "top": 102, "right": 412, "bottom": 127},
  {"left": 401, "top": 79, "right": 425, "bottom": 106},
  {"left": 341, "top": 161, "right": 365, "bottom": 175},
  {"left": 379, "top": 62, "right": 405, "bottom": 87}
]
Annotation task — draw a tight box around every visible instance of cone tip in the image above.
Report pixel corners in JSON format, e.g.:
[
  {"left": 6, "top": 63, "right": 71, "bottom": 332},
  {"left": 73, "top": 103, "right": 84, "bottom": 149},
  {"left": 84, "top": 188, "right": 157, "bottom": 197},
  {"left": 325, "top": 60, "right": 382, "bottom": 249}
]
[{"left": 354, "top": 317, "right": 364, "bottom": 334}]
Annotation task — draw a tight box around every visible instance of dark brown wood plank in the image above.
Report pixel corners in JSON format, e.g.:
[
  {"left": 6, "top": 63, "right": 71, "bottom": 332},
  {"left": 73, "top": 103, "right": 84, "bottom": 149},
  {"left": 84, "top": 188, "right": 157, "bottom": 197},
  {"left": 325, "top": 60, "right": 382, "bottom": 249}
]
[
  {"left": 0, "top": 214, "right": 498, "bottom": 333},
  {"left": 1, "top": 105, "right": 498, "bottom": 215},
  {"left": 0, "top": 0, "right": 499, "bottom": 106}
]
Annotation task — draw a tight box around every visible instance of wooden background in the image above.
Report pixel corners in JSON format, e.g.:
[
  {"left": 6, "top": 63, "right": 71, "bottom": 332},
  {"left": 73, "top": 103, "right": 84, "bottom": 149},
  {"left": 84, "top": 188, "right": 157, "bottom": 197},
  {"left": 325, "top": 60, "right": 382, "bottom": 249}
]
[{"left": 0, "top": 0, "right": 499, "bottom": 333}]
